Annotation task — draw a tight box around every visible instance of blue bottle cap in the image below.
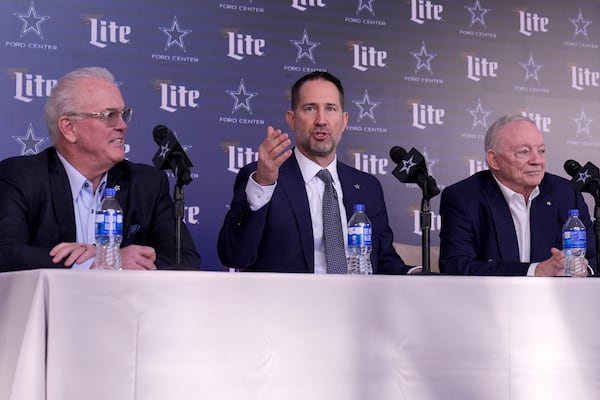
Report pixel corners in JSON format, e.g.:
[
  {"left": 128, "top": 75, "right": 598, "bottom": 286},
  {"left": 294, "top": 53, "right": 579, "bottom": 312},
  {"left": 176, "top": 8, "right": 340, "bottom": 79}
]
[
  {"left": 103, "top": 187, "right": 116, "bottom": 197},
  {"left": 569, "top": 209, "right": 579, "bottom": 217},
  {"left": 354, "top": 203, "right": 365, "bottom": 212}
]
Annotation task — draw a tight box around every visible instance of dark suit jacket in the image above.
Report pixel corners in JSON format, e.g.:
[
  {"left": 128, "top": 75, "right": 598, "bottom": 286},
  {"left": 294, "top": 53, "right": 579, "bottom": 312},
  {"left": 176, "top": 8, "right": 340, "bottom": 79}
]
[
  {"left": 439, "top": 170, "right": 597, "bottom": 276},
  {"left": 217, "top": 152, "right": 410, "bottom": 274},
  {"left": 0, "top": 147, "right": 201, "bottom": 272}
]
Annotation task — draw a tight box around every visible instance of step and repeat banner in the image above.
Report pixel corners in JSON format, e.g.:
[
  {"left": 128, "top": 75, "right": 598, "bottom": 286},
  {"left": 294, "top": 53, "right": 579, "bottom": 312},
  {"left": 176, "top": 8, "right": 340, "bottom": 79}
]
[{"left": 2, "top": 0, "right": 599, "bottom": 269}]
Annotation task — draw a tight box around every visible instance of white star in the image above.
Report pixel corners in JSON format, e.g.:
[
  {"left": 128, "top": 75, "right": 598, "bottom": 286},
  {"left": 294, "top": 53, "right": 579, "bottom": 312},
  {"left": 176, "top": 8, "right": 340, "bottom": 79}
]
[
  {"left": 226, "top": 79, "right": 258, "bottom": 115},
  {"left": 159, "top": 16, "right": 192, "bottom": 52},
  {"left": 159, "top": 143, "right": 170, "bottom": 159},
  {"left": 519, "top": 52, "right": 543, "bottom": 83},
  {"left": 410, "top": 41, "right": 437, "bottom": 75},
  {"left": 399, "top": 156, "right": 417, "bottom": 174},
  {"left": 577, "top": 170, "right": 592, "bottom": 184},
  {"left": 467, "top": 98, "right": 492, "bottom": 130},
  {"left": 570, "top": 9, "right": 592, "bottom": 40},
  {"left": 352, "top": 89, "right": 381, "bottom": 123},
  {"left": 13, "top": 123, "right": 47, "bottom": 155},
  {"left": 290, "top": 29, "right": 320, "bottom": 64},
  {"left": 13, "top": 1, "right": 51, "bottom": 39},
  {"left": 356, "top": 0, "right": 376, "bottom": 16},
  {"left": 574, "top": 109, "right": 593, "bottom": 138},
  {"left": 465, "top": 0, "right": 490, "bottom": 28}
]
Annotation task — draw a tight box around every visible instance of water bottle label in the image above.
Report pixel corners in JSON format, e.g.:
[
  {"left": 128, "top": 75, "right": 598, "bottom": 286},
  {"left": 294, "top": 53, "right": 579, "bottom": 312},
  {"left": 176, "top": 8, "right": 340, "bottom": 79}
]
[
  {"left": 348, "top": 226, "right": 372, "bottom": 247},
  {"left": 96, "top": 210, "right": 123, "bottom": 235},
  {"left": 563, "top": 230, "right": 586, "bottom": 248}
]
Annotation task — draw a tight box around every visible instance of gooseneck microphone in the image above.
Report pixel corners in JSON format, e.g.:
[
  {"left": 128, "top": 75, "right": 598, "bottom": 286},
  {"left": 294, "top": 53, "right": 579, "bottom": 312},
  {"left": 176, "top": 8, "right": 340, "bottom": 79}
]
[
  {"left": 152, "top": 125, "right": 194, "bottom": 186},
  {"left": 389, "top": 146, "right": 440, "bottom": 200}
]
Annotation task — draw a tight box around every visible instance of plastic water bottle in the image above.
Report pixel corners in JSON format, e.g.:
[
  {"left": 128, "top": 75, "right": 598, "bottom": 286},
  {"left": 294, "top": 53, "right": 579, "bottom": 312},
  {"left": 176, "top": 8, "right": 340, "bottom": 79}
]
[
  {"left": 94, "top": 187, "right": 123, "bottom": 270},
  {"left": 347, "top": 203, "right": 373, "bottom": 275},
  {"left": 562, "top": 209, "right": 587, "bottom": 277}
]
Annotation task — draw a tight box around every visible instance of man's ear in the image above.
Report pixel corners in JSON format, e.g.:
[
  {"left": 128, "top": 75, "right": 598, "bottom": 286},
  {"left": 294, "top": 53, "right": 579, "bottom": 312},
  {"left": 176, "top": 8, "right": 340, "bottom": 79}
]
[{"left": 58, "top": 116, "right": 77, "bottom": 144}]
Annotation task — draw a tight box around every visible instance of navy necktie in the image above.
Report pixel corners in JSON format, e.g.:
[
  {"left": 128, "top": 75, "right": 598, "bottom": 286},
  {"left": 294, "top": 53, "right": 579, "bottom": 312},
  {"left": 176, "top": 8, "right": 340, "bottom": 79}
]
[{"left": 316, "top": 169, "right": 347, "bottom": 274}]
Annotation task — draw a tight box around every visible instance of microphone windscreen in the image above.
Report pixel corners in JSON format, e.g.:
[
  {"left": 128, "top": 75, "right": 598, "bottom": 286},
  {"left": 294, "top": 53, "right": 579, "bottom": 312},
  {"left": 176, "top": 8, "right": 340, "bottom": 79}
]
[
  {"left": 389, "top": 146, "right": 408, "bottom": 164},
  {"left": 152, "top": 125, "right": 169, "bottom": 143},
  {"left": 564, "top": 159, "right": 582, "bottom": 177}
]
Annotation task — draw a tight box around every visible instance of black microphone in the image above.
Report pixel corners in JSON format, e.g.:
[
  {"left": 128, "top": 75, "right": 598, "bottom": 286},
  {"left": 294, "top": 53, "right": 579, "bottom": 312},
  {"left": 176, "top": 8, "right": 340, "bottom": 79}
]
[
  {"left": 389, "top": 146, "right": 440, "bottom": 199},
  {"left": 564, "top": 159, "right": 600, "bottom": 197},
  {"left": 152, "top": 125, "right": 194, "bottom": 186}
]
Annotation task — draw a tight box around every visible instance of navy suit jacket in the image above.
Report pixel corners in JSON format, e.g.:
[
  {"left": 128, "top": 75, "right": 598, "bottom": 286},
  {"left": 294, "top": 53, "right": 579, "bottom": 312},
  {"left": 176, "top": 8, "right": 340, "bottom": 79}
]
[
  {"left": 217, "top": 152, "right": 410, "bottom": 274},
  {"left": 0, "top": 147, "right": 201, "bottom": 272},
  {"left": 439, "top": 170, "right": 597, "bottom": 275}
]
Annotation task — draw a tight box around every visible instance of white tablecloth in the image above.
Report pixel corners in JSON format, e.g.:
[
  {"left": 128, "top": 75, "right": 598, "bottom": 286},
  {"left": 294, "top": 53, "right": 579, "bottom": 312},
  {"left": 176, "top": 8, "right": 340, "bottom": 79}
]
[{"left": 2, "top": 269, "right": 600, "bottom": 400}]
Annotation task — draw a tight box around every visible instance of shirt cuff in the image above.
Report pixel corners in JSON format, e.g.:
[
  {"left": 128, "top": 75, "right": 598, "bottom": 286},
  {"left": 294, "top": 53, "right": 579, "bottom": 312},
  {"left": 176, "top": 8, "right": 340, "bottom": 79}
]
[{"left": 245, "top": 172, "right": 276, "bottom": 211}]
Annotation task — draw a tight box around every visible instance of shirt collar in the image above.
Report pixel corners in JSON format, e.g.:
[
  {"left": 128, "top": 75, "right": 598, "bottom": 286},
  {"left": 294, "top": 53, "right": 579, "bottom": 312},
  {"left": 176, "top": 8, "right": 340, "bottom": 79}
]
[
  {"left": 492, "top": 173, "right": 540, "bottom": 203},
  {"left": 294, "top": 147, "right": 339, "bottom": 184},
  {"left": 56, "top": 152, "right": 107, "bottom": 201}
]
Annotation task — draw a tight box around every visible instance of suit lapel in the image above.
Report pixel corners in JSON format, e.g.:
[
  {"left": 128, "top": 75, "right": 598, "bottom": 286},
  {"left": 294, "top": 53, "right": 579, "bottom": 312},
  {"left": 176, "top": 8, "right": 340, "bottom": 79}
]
[
  {"left": 48, "top": 149, "right": 77, "bottom": 242},
  {"left": 107, "top": 163, "right": 130, "bottom": 239},
  {"left": 530, "top": 177, "right": 557, "bottom": 260},
  {"left": 337, "top": 162, "right": 359, "bottom": 221},
  {"left": 481, "top": 173, "right": 520, "bottom": 261},
  {"left": 278, "top": 154, "right": 315, "bottom": 270}
]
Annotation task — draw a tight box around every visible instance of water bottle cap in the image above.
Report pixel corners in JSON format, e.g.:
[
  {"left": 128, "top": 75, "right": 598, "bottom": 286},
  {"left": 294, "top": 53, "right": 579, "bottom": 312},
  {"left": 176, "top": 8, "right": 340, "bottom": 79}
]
[
  {"left": 353, "top": 203, "right": 365, "bottom": 212},
  {"left": 569, "top": 209, "right": 579, "bottom": 217},
  {"left": 103, "top": 187, "right": 116, "bottom": 197}
]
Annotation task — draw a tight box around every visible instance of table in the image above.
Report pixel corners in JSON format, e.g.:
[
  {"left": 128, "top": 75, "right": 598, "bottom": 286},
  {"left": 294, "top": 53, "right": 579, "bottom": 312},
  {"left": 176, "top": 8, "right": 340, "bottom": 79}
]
[{"left": 2, "top": 269, "right": 600, "bottom": 400}]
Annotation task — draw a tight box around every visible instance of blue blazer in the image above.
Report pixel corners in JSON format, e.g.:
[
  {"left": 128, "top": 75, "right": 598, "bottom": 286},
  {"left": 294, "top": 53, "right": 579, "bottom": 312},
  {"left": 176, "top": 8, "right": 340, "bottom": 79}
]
[
  {"left": 439, "top": 170, "right": 597, "bottom": 275},
  {"left": 218, "top": 152, "right": 410, "bottom": 274},
  {"left": 0, "top": 147, "right": 201, "bottom": 272}
]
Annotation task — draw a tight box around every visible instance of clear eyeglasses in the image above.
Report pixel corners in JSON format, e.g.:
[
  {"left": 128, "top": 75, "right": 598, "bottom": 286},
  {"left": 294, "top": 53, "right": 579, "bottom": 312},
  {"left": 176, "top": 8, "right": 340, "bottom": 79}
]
[{"left": 67, "top": 107, "right": 133, "bottom": 127}]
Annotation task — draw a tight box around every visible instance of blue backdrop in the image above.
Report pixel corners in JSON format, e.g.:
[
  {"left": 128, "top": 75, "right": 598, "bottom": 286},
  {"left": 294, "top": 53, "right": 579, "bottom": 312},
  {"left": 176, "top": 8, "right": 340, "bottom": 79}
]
[{"left": 2, "top": 0, "right": 599, "bottom": 269}]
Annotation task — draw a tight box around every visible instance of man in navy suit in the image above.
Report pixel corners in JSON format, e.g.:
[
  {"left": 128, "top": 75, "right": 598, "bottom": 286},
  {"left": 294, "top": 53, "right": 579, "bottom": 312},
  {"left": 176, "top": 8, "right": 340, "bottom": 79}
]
[
  {"left": 218, "top": 71, "right": 413, "bottom": 274},
  {"left": 439, "top": 114, "right": 596, "bottom": 276},
  {"left": 0, "top": 67, "right": 200, "bottom": 272}
]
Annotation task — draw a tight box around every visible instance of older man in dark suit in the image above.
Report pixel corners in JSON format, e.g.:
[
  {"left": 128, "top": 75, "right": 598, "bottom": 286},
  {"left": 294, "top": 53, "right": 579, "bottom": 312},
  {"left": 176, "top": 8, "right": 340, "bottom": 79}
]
[
  {"left": 439, "top": 114, "right": 596, "bottom": 276},
  {"left": 0, "top": 67, "right": 200, "bottom": 272}
]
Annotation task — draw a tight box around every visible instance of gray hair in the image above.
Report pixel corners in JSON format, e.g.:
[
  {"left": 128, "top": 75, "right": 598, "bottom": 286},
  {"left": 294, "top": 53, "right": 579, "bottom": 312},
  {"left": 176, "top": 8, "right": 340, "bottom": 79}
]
[
  {"left": 484, "top": 114, "right": 536, "bottom": 152},
  {"left": 44, "top": 67, "right": 116, "bottom": 142}
]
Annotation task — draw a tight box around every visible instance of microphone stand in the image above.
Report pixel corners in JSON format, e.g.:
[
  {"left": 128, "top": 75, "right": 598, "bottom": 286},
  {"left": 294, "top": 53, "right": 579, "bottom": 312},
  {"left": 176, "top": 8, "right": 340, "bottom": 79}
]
[
  {"left": 173, "top": 181, "right": 185, "bottom": 269},
  {"left": 420, "top": 196, "right": 433, "bottom": 273}
]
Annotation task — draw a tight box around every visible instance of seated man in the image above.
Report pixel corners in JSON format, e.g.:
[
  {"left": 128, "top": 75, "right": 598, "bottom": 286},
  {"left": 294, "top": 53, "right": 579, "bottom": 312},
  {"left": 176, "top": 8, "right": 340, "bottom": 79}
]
[
  {"left": 0, "top": 67, "right": 201, "bottom": 272},
  {"left": 218, "top": 71, "right": 415, "bottom": 274},
  {"left": 439, "top": 114, "right": 596, "bottom": 276}
]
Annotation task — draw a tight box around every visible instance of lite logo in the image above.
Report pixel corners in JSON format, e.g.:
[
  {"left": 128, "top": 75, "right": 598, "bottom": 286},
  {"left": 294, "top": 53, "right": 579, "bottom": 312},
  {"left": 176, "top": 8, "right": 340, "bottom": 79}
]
[
  {"left": 160, "top": 83, "right": 200, "bottom": 112},
  {"left": 291, "top": 0, "right": 326, "bottom": 12},
  {"left": 521, "top": 112, "right": 551, "bottom": 133},
  {"left": 410, "top": 0, "right": 443, "bottom": 24},
  {"left": 89, "top": 18, "right": 131, "bottom": 48},
  {"left": 518, "top": 11, "right": 549, "bottom": 36},
  {"left": 412, "top": 103, "right": 445, "bottom": 130},
  {"left": 353, "top": 153, "right": 388, "bottom": 175},
  {"left": 467, "top": 55, "right": 498, "bottom": 82},
  {"left": 183, "top": 206, "right": 201, "bottom": 224},
  {"left": 227, "top": 145, "right": 259, "bottom": 173},
  {"left": 14, "top": 72, "right": 57, "bottom": 103},
  {"left": 226, "top": 32, "right": 265, "bottom": 61},
  {"left": 571, "top": 66, "right": 600, "bottom": 91},
  {"left": 352, "top": 44, "right": 387, "bottom": 71},
  {"left": 468, "top": 159, "right": 488, "bottom": 176}
]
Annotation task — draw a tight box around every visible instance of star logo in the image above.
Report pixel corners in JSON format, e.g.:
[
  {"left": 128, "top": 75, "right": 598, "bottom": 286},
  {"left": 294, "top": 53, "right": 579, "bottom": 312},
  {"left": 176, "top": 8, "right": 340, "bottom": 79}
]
[
  {"left": 352, "top": 89, "right": 381, "bottom": 123},
  {"left": 410, "top": 41, "right": 437, "bottom": 75},
  {"left": 159, "top": 16, "right": 192, "bottom": 52},
  {"left": 465, "top": 0, "right": 490, "bottom": 28},
  {"left": 570, "top": 9, "right": 592, "bottom": 40},
  {"left": 226, "top": 79, "right": 258, "bottom": 115},
  {"left": 13, "top": 1, "right": 51, "bottom": 39},
  {"left": 356, "top": 0, "right": 375, "bottom": 16},
  {"left": 577, "top": 170, "right": 592, "bottom": 184},
  {"left": 467, "top": 98, "right": 492, "bottom": 130},
  {"left": 573, "top": 109, "right": 593, "bottom": 138},
  {"left": 159, "top": 143, "right": 170, "bottom": 159},
  {"left": 114, "top": 185, "right": 121, "bottom": 192},
  {"left": 519, "top": 52, "right": 543, "bottom": 83},
  {"left": 13, "top": 123, "right": 47, "bottom": 155},
  {"left": 290, "top": 29, "right": 320, "bottom": 64},
  {"left": 399, "top": 157, "right": 417, "bottom": 174}
]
